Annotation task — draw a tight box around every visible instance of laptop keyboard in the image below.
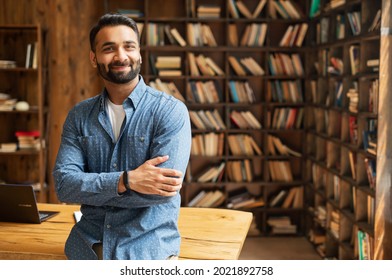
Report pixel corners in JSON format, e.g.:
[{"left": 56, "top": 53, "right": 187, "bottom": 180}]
[{"left": 39, "top": 212, "right": 49, "bottom": 220}]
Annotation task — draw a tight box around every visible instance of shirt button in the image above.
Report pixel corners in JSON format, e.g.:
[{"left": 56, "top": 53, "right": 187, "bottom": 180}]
[
  {"left": 106, "top": 224, "right": 111, "bottom": 229},
  {"left": 113, "top": 163, "right": 117, "bottom": 168},
  {"left": 140, "top": 137, "right": 144, "bottom": 142}
]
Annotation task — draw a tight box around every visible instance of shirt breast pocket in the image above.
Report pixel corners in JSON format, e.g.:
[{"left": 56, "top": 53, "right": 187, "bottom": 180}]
[{"left": 127, "top": 135, "right": 150, "bottom": 168}]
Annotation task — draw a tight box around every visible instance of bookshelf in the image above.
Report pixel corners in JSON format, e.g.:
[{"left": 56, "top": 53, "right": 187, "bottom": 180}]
[
  {"left": 304, "top": 0, "right": 381, "bottom": 259},
  {"left": 0, "top": 25, "right": 48, "bottom": 202},
  {"left": 102, "top": 0, "right": 310, "bottom": 236}
]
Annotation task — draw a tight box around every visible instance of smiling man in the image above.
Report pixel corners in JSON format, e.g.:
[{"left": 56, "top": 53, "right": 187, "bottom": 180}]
[{"left": 53, "top": 14, "right": 192, "bottom": 260}]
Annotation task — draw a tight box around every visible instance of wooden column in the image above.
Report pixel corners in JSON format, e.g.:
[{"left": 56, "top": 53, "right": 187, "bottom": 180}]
[{"left": 375, "top": 0, "right": 392, "bottom": 260}]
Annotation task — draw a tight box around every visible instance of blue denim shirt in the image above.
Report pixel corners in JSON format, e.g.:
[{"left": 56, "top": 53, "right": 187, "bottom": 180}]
[{"left": 53, "top": 76, "right": 191, "bottom": 260}]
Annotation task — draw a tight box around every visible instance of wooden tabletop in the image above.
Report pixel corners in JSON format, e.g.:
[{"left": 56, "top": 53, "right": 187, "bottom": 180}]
[{"left": 0, "top": 203, "right": 252, "bottom": 260}]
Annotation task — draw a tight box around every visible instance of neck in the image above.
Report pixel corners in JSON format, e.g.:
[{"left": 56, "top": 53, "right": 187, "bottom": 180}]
[{"left": 104, "top": 76, "right": 139, "bottom": 105}]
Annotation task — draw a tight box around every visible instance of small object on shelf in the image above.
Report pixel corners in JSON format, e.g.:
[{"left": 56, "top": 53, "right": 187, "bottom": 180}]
[
  {"left": 0, "top": 60, "right": 17, "bottom": 69},
  {"left": 0, "top": 143, "right": 17, "bottom": 153},
  {"left": 15, "top": 101, "right": 30, "bottom": 111},
  {"left": 0, "top": 95, "right": 16, "bottom": 111}
]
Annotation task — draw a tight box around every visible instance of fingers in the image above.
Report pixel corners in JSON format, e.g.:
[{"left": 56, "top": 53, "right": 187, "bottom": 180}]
[
  {"left": 129, "top": 156, "right": 184, "bottom": 197},
  {"left": 155, "top": 184, "right": 183, "bottom": 197},
  {"left": 154, "top": 189, "right": 177, "bottom": 197},
  {"left": 145, "top": 155, "right": 169, "bottom": 166},
  {"left": 144, "top": 155, "right": 183, "bottom": 178},
  {"left": 158, "top": 168, "right": 183, "bottom": 179}
]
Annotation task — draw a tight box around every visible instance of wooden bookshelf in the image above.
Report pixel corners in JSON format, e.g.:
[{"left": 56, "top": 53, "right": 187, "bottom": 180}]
[
  {"left": 0, "top": 24, "right": 48, "bottom": 201},
  {"left": 102, "top": 0, "right": 310, "bottom": 236},
  {"left": 304, "top": 0, "right": 381, "bottom": 259}
]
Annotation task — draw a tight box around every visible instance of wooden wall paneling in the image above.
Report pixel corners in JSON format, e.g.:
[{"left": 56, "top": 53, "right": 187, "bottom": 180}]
[
  {"left": 375, "top": 0, "right": 392, "bottom": 260},
  {"left": 46, "top": 0, "right": 105, "bottom": 202},
  {"left": 0, "top": 0, "right": 105, "bottom": 202}
]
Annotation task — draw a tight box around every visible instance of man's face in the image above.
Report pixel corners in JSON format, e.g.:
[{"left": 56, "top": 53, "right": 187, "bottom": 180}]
[{"left": 91, "top": 25, "right": 141, "bottom": 84}]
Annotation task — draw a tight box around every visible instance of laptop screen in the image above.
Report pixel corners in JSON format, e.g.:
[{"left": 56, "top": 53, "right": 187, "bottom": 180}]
[{"left": 0, "top": 184, "right": 58, "bottom": 223}]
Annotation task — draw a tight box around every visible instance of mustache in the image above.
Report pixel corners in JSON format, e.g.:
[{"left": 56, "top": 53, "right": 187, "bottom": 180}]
[{"left": 109, "top": 61, "right": 131, "bottom": 67}]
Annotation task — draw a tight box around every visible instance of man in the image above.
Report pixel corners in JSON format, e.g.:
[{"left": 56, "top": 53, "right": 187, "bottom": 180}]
[{"left": 53, "top": 13, "right": 191, "bottom": 260}]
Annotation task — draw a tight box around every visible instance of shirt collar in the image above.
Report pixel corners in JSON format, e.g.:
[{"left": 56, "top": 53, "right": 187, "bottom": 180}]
[
  {"left": 126, "top": 75, "right": 146, "bottom": 109},
  {"left": 99, "top": 75, "right": 146, "bottom": 111}
]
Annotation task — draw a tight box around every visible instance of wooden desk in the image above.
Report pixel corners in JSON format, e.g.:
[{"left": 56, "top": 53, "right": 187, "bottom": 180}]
[{"left": 0, "top": 203, "right": 252, "bottom": 260}]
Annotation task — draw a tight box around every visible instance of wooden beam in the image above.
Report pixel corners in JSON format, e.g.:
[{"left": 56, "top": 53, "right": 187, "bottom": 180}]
[{"left": 375, "top": 0, "right": 392, "bottom": 260}]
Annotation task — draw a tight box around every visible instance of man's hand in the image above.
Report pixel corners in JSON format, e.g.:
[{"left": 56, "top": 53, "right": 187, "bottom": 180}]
[{"left": 119, "top": 155, "right": 183, "bottom": 196}]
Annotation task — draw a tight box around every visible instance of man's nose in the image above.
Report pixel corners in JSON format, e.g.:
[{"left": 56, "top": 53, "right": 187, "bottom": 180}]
[{"left": 114, "top": 48, "right": 127, "bottom": 61}]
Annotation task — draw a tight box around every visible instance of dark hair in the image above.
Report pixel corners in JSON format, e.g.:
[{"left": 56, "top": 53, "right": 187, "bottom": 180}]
[{"left": 89, "top": 13, "right": 140, "bottom": 52}]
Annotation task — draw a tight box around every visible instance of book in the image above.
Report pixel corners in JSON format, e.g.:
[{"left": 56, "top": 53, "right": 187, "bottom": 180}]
[
  {"left": 358, "top": 230, "right": 372, "bottom": 260},
  {"left": 228, "top": 56, "right": 247, "bottom": 76},
  {"left": 271, "top": 224, "right": 297, "bottom": 234},
  {"left": 271, "top": 1, "right": 289, "bottom": 19},
  {"left": 281, "top": 187, "right": 297, "bottom": 208},
  {"left": 195, "top": 54, "right": 215, "bottom": 76},
  {"left": 117, "top": 9, "right": 144, "bottom": 18},
  {"left": 197, "top": 5, "right": 221, "bottom": 18},
  {"left": 268, "top": 160, "right": 294, "bottom": 182},
  {"left": 230, "top": 110, "right": 249, "bottom": 128},
  {"left": 336, "top": 14, "right": 345, "bottom": 39},
  {"left": 204, "top": 57, "right": 224, "bottom": 75},
  {"left": 279, "top": 25, "right": 294, "bottom": 47},
  {"left": 170, "top": 28, "right": 187, "bottom": 47},
  {"left": 235, "top": 0, "right": 253, "bottom": 19},
  {"left": 295, "top": 23, "right": 308, "bottom": 47},
  {"left": 158, "top": 70, "right": 182, "bottom": 76},
  {"left": 364, "top": 158, "right": 376, "bottom": 189},
  {"left": 25, "top": 43, "right": 32, "bottom": 68},
  {"left": 228, "top": 0, "right": 240, "bottom": 18},
  {"left": 163, "top": 25, "right": 176, "bottom": 45},
  {"left": 240, "top": 57, "right": 265, "bottom": 75},
  {"left": 155, "top": 56, "right": 182, "bottom": 68},
  {"left": 201, "top": 24, "right": 218, "bottom": 47},
  {"left": 149, "top": 79, "right": 185, "bottom": 102},
  {"left": 197, "top": 162, "right": 225, "bottom": 183},
  {"left": 267, "top": 215, "right": 291, "bottom": 227},
  {"left": 228, "top": 24, "right": 238, "bottom": 46},
  {"left": 347, "top": 11, "right": 361, "bottom": 36},
  {"left": 367, "top": 59, "right": 379, "bottom": 68},
  {"left": 31, "top": 42, "right": 38, "bottom": 69},
  {"left": 237, "top": 197, "right": 265, "bottom": 209},
  {"left": 0, "top": 142, "right": 18, "bottom": 152},
  {"left": 188, "top": 190, "right": 207, "bottom": 207},
  {"left": 279, "top": 0, "right": 301, "bottom": 19},
  {"left": 368, "top": 9, "right": 381, "bottom": 32},
  {"left": 198, "top": 190, "right": 224, "bottom": 207},
  {"left": 267, "top": 216, "right": 297, "bottom": 234},
  {"left": 309, "top": 0, "right": 320, "bottom": 18},
  {"left": 252, "top": 0, "right": 267, "bottom": 18},
  {"left": 349, "top": 45, "right": 360, "bottom": 75},
  {"left": 188, "top": 52, "right": 200, "bottom": 76},
  {"left": 149, "top": 54, "right": 157, "bottom": 75},
  {"left": 270, "top": 190, "right": 287, "bottom": 207}
]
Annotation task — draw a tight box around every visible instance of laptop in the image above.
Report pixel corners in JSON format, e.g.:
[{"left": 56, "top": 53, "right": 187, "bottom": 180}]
[{"left": 0, "top": 183, "right": 59, "bottom": 224}]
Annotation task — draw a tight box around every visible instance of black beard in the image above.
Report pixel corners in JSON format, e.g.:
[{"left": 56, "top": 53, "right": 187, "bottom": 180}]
[{"left": 97, "top": 60, "right": 141, "bottom": 84}]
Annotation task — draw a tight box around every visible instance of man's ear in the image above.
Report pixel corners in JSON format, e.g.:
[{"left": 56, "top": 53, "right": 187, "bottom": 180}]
[{"left": 89, "top": 51, "right": 97, "bottom": 67}]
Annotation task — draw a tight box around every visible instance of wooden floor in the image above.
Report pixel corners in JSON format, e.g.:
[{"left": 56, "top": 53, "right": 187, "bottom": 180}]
[{"left": 239, "top": 237, "right": 322, "bottom": 260}]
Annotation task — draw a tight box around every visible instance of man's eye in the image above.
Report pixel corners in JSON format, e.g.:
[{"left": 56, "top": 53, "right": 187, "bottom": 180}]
[
  {"left": 103, "top": 47, "right": 114, "bottom": 52},
  {"left": 125, "top": 45, "right": 135, "bottom": 50}
]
